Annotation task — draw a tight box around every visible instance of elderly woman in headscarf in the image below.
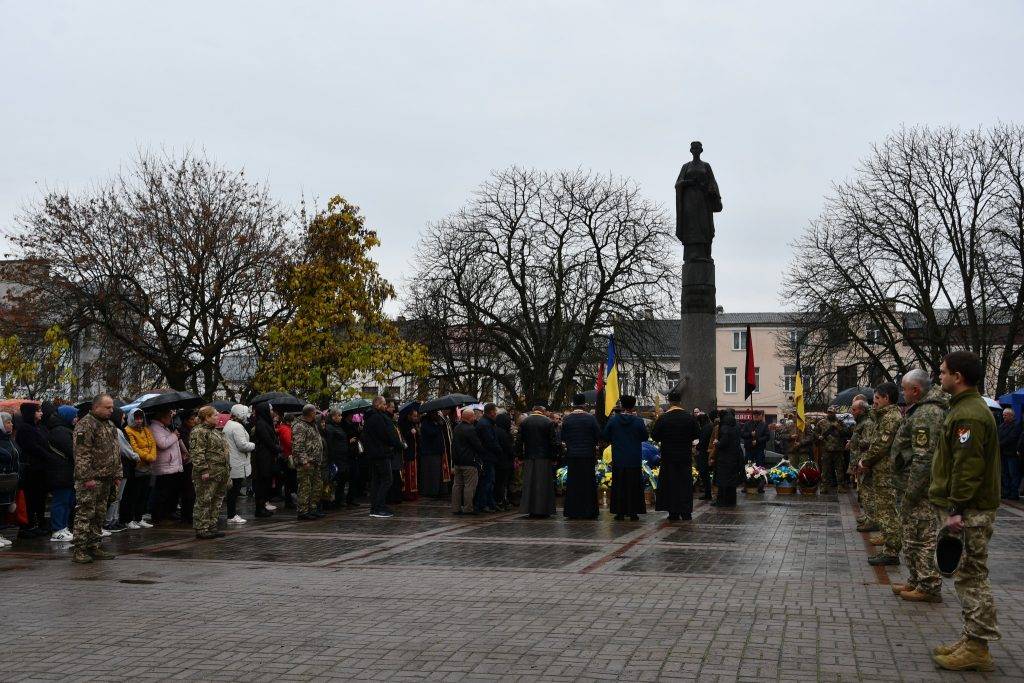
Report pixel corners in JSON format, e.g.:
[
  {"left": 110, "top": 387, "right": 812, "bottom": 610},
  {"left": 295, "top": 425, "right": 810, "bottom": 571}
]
[
  {"left": 0, "top": 412, "right": 20, "bottom": 548},
  {"left": 223, "top": 404, "right": 255, "bottom": 524}
]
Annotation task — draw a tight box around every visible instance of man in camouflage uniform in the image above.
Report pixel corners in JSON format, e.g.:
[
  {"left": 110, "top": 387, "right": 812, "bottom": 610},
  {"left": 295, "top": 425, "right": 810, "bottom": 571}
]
[
  {"left": 858, "top": 382, "right": 903, "bottom": 565},
  {"left": 929, "top": 352, "right": 1000, "bottom": 671},
  {"left": 189, "top": 406, "right": 230, "bottom": 539},
  {"left": 71, "top": 395, "right": 121, "bottom": 564},
  {"left": 849, "top": 399, "right": 877, "bottom": 531},
  {"left": 816, "top": 407, "right": 851, "bottom": 494},
  {"left": 890, "top": 370, "right": 947, "bottom": 602},
  {"left": 293, "top": 404, "right": 325, "bottom": 520}
]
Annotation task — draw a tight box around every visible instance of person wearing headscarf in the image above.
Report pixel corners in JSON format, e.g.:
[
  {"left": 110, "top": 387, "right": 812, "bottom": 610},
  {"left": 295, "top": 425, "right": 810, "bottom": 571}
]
[
  {"left": 603, "top": 395, "right": 649, "bottom": 520},
  {"left": 223, "top": 405, "right": 255, "bottom": 523},
  {"left": 250, "top": 402, "right": 281, "bottom": 518},
  {"left": 517, "top": 405, "right": 559, "bottom": 518},
  {"left": 15, "top": 402, "right": 49, "bottom": 537},
  {"left": 0, "top": 412, "right": 20, "bottom": 548}
]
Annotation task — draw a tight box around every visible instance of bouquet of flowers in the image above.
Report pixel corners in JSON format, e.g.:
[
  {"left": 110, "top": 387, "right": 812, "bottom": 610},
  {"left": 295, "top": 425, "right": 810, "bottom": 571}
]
[
  {"left": 595, "top": 461, "right": 612, "bottom": 491},
  {"left": 691, "top": 465, "right": 699, "bottom": 483},
  {"left": 744, "top": 462, "right": 768, "bottom": 490},
  {"left": 797, "top": 460, "right": 821, "bottom": 488},
  {"left": 767, "top": 460, "right": 798, "bottom": 486},
  {"left": 643, "top": 463, "right": 659, "bottom": 490}
]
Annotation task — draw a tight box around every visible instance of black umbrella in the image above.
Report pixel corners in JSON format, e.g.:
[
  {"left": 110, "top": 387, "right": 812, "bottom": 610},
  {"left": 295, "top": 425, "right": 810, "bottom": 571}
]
[
  {"left": 399, "top": 400, "right": 421, "bottom": 418},
  {"left": 250, "top": 391, "right": 306, "bottom": 412},
  {"left": 829, "top": 387, "right": 875, "bottom": 410},
  {"left": 420, "top": 393, "right": 478, "bottom": 412},
  {"left": 250, "top": 391, "right": 299, "bottom": 405},
  {"left": 211, "top": 400, "right": 234, "bottom": 413},
  {"left": 336, "top": 397, "right": 372, "bottom": 414},
  {"left": 138, "top": 391, "right": 204, "bottom": 412}
]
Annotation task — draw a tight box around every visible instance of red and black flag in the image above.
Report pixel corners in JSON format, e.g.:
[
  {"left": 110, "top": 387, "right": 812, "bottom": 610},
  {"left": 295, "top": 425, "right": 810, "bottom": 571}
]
[{"left": 744, "top": 324, "right": 757, "bottom": 399}]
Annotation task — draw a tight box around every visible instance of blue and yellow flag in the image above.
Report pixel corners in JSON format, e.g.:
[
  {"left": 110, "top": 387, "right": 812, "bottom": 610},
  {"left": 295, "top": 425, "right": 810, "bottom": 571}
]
[
  {"left": 604, "top": 335, "right": 620, "bottom": 417},
  {"left": 794, "top": 347, "right": 806, "bottom": 432}
]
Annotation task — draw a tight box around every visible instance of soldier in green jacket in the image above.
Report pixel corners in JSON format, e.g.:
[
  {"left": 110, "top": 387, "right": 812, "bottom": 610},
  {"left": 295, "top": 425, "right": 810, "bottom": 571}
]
[
  {"left": 849, "top": 399, "right": 877, "bottom": 531},
  {"left": 71, "top": 395, "right": 121, "bottom": 564},
  {"left": 890, "top": 370, "right": 947, "bottom": 602},
  {"left": 858, "top": 382, "right": 903, "bottom": 566},
  {"left": 189, "top": 406, "right": 230, "bottom": 539},
  {"left": 292, "top": 404, "right": 326, "bottom": 520},
  {"left": 815, "top": 407, "right": 851, "bottom": 494},
  {"left": 929, "top": 352, "right": 1000, "bottom": 672}
]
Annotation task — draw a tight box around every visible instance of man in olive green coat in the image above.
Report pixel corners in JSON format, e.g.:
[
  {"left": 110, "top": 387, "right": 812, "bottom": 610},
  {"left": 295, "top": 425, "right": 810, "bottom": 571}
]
[
  {"left": 71, "top": 395, "right": 121, "bottom": 564},
  {"left": 890, "top": 370, "right": 947, "bottom": 602},
  {"left": 858, "top": 382, "right": 903, "bottom": 565},
  {"left": 292, "top": 404, "right": 325, "bottom": 520},
  {"left": 929, "top": 351, "right": 1000, "bottom": 672},
  {"left": 850, "top": 399, "right": 877, "bottom": 531}
]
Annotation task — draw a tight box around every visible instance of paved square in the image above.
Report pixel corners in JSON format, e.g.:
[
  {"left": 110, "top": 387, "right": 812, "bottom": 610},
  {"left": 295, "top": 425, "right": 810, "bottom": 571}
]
[{"left": 2, "top": 492, "right": 1023, "bottom": 681}]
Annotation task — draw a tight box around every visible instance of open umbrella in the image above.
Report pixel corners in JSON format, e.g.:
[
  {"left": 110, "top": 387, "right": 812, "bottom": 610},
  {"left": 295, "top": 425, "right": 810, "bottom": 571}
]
[
  {"left": 119, "top": 393, "right": 165, "bottom": 414},
  {"left": 420, "top": 394, "right": 478, "bottom": 412},
  {"left": 399, "top": 400, "right": 421, "bottom": 418},
  {"left": 336, "top": 397, "right": 372, "bottom": 414},
  {"left": 212, "top": 400, "right": 234, "bottom": 413},
  {"left": 250, "top": 391, "right": 305, "bottom": 412},
  {"left": 138, "top": 391, "right": 204, "bottom": 413},
  {"left": 829, "top": 387, "right": 876, "bottom": 410}
]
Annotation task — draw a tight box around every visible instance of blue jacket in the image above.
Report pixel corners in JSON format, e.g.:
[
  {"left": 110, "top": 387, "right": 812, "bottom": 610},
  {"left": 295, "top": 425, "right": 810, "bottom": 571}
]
[{"left": 602, "top": 412, "right": 649, "bottom": 468}]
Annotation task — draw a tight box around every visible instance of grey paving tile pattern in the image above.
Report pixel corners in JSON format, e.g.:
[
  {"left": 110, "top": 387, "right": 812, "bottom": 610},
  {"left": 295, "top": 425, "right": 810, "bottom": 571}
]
[{"left": 2, "top": 490, "right": 1024, "bottom": 681}]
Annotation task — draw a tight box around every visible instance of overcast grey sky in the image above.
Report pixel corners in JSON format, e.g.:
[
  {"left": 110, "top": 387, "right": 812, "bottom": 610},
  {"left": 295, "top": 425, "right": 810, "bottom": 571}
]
[{"left": 2, "top": 1, "right": 1022, "bottom": 314}]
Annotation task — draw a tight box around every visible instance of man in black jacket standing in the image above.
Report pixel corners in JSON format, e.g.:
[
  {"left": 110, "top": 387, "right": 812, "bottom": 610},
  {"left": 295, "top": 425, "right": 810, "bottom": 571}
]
[
  {"left": 651, "top": 391, "right": 701, "bottom": 521},
  {"left": 517, "top": 406, "right": 559, "bottom": 518},
  {"left": 473, "top": 404, "right": 501, "bottom": 513},
  {"left": 740, "top": 411, "right": 770, "bottom": 468},
  {"left": 360, "top": 397, "right": 404, "bottom": 518},
  {"left": 451, "top": 408, "right": 484, "bottom": 515}
]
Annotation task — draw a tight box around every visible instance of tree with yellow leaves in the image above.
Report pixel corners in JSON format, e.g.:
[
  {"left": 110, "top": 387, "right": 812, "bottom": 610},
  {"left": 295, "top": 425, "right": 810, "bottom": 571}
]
[
  {"left": 0, "top": 325, "right": 77, "bottom": 399},
  {"left": 254, "top": 196, "right": 428, "bottom": 404}
]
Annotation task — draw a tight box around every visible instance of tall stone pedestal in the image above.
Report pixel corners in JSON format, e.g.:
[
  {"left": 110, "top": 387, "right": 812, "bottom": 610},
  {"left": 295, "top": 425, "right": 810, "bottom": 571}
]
[{"left": 678, "top": 259, "right": 717, "bottom": 412}]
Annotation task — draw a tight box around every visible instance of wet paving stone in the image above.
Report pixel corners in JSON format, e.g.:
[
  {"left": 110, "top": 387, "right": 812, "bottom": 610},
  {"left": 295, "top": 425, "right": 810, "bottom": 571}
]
[
  {"left": 661, "top": 525, "right": 778, "bottom": 544},
  {"left": 373, "top": 540, "right": 601, "bottom": 569},
  {"left": 142, "top": 535, "right": 381, "bottom": 562},
  {"left": 0, "top": 528, "right": 190, "bottom": 558},
  {"left": 270, "top": 517, "right": 452, "bottom": 536},
  {"left": 460, "top": 519, "right": 637, "bottom": 540}
]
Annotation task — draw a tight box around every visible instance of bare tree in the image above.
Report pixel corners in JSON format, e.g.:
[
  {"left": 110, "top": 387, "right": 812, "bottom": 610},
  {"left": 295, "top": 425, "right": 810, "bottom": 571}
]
[
  {"left": 405, "top": 167, "right": 680, "bottom": 409},
  {"left": 783, "top": 125, "right": 1024, "bottom": 396},
  {"left": 5, "top": 150, "right": 297, "bottom": 398}
]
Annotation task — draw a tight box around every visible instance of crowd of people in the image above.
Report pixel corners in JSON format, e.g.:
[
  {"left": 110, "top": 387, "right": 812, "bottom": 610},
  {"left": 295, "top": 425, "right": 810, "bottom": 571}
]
[{"left": 0, "top": 350, "right": 1009, "bottom": 671}]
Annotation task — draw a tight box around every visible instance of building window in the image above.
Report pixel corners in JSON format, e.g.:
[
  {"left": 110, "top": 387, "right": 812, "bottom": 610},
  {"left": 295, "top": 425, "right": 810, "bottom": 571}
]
[
  {"left": 1007, "top": 373, "right": 1018, "bottom": 391},
  {"left": 837, "top": 364, "right": 858, "bottom": 391},
  {"left": 868, "top": 362, "right": 884, "bottom": 386},
  {"left": 360, "top": 385, "right": 379, "bottom": 396},
  {"left": 866, "top": 326, "right": 884, "bottom": 344},
  {"left": 724, "top": 367, "right": 737, "bottom": 394},
  {"left": 666, "top": 370, "right": 680, "bottom": 389},
  {"left": 754, "top": 367, "right": 760, "bottom": 393},
  {"left": 784, "top": 365, "right": 796, "bottom": 393},
  {"left": 788, "top": 329, "right": 800, "bottom": 346},
  {"left": 732, "top": 330, "right": 746, "bottom": 351}
]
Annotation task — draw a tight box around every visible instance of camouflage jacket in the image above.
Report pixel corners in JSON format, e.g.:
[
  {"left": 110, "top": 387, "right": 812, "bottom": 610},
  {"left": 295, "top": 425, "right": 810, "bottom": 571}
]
[
  {"left": 890, "top": 386, "right": 948, "bottom": 505},
  {"left": 73, "top": 413, "right": 120, "bottom": 480},
  {"left": 189, "top": 423, "right": 229, "bottom": 473},
  {"left": 291, "top": 418, "right": 324, "bottom": 466},
  {"left": 863, "top": 404, "right": 902, "bottom": 468},
  {"left": 849, "top": 411, "right": 875, "bottom": 457},
  {"left": 815, "top": 416, "right": 850, "bottom": 452}
]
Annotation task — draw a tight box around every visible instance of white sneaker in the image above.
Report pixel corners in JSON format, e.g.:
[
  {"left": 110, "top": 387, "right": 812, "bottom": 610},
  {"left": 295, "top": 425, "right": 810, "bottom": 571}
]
[
  {"left": 127, "top": 521, "right": 141, "bottom": 530},
  {"left": 101, "top": 528, "right": 112, "bottom": 537},
  {"left": 264, "top": 503, "right": 277, "bottom": 511},
  {"left": 227, "top": 515, "right": 247, "bottom": 524},
  {"left": 50, "top": 528, "right": 74, "bottom": 542},
  {"left": 0, "top": 536, "right": 11, "bottom": 547},
  {"left": 137, "top": 519, "right": 153, "bottom": 528}
]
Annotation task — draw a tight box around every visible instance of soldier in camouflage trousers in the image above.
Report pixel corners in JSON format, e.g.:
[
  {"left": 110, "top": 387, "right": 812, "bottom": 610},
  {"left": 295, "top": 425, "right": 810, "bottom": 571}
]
[
  {"left": 859, "top": 382, "right": 903, "bottom": 565},
  {"left": 189, "top": 406, "right": 230, "bottom": 539},
  {"left": 71, "top": 395, "right": 121, "bottom": 564},
  {"left": 292, "top": 404, "right": 325, "bottom": 519},
  {"left": 849, "top": 400, "right": 876, "bottom": 530},
  {"left": 816, "top": 408, "right": 851, "bottom": 493},
  {"left": 890, "top": 373, "right": 947, "bottom": 601}
]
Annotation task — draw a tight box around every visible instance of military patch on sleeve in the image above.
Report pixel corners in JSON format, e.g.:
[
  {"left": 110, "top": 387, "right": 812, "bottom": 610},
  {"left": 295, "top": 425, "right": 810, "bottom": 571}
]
[
  {"left": 76, "top": 432, "right": 87, "bottom": 445},
  {"left": 956, "top": 426, "right": 971, "bottom": 444},
  {"left": 914, "top": 427, "right": 930, "bottom": 448}
]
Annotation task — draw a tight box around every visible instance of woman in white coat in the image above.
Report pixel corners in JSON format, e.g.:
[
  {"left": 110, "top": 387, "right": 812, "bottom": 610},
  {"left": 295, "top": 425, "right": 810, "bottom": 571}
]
[{"left": 223, "top": 405, "right": 256, "bottom": 524}]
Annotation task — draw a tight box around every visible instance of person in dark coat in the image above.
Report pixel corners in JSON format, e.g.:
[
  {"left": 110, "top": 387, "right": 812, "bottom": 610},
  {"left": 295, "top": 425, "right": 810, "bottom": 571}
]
[
  {"left": 386, "top": 401, "right": 405, "bottom": 505},
  {"left": 712, "top": 411, "right": 744, "bottom": 507},
  {"left": 250, "top": 401, "right": 281, "bottom": 518},
  {"left": 324, "top": 408, "right": 350, "bottom": 509},
  {"left": 15, "top": 402, "right": 50, "bottom": 536},
  {"left": 997, "top": 408, "right": 1022, "bottom": 500},
  {"left": 603, "top": 395, "right": 649, "bottom": 520},
  {"left": 694, "top": 411, "right": 713, "bottom": 500},
  {"left": 516, "top": 406, "right": 559, "bottom": 518},
  {"left": 0, "top": 411, "right": 22, "bottom": 547},
  {"left": 493, "top": 411, "right": 515, "bottom": 510},
  {"left": 360, "top": 397, "right": 404, "bottom": 517},
  {"left": 45, "top": 405, "right": 78, "bottom": 539},
  {"left": 340, "top": 412, "right": 363, "bottom": 504},
  {"left": 740, "top": 411, "right": 770, "bottom": 467},
  {"left": 651, "top": 391, "right": 701, "bottom": 521},
  {"left": 560, "top": 394, "right": 601, "bottom": 520},
  {"left": 473, "top": 404, "right": 501, "bottom": 513},
  {"left": 398, "top": 405, "right": 420, "bottom": 502},
  {"left": 451, "top": 408, "right": 485, "bottom": 514},
  {"left": 418, "top": 411, "right": 447, "bottom": 498}
]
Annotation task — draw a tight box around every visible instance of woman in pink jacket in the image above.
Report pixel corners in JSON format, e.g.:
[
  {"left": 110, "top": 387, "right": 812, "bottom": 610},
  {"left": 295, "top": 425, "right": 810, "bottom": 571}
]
[{"left": 150, "top": 408, "right": 184, "bottom": 525}]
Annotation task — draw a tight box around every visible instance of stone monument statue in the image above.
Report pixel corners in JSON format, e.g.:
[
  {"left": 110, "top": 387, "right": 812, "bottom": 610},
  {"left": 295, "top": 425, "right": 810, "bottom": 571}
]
[{"left": 674, "top": 141, "right": 721, "bottom": 411}]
